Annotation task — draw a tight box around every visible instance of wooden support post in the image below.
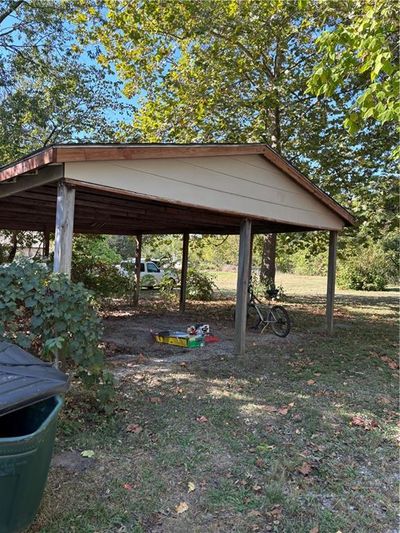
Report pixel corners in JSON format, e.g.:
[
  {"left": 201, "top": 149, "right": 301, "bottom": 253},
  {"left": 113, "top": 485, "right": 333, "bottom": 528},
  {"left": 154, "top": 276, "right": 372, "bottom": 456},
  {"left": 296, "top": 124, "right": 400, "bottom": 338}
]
[
  {"left": 326, "top": 231, "right": 338, "bottom": 335},
  {"left": 234, "top": 219, "right": 252, "bottom": 356},
  {"left": 248, "top": 232, "right": 254, "bottom": 284},
  {"left": 43, "top": 229, "right": 50, "bottom": 258},
  {"left": 133, "top": 234, "right": 142, "bottom": 306},
  {"left": 53, "top": 181, "right": 75, "bottom": 278},
  {"left": 180, "top": 232, "right": 189, "bottom": 313}
]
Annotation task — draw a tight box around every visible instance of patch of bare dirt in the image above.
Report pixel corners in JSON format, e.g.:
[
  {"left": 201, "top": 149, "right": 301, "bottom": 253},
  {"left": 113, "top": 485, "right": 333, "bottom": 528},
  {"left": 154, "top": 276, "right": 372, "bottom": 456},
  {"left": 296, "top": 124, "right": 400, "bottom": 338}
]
[{"left": 102, "top": 310, "right": 298, "bottom": 376}]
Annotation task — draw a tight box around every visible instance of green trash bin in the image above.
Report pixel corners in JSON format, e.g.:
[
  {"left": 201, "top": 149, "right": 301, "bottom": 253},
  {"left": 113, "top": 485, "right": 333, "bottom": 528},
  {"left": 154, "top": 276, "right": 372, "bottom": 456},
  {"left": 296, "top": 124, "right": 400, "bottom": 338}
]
[{"left": 0, "top": 396, "right": 63, "bottom": 533}]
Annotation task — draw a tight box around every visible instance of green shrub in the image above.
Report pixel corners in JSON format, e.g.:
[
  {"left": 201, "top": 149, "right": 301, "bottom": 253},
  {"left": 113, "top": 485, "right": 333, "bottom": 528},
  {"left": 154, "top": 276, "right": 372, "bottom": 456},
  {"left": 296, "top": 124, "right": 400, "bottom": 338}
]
[
  {"left": 187, "top": 268, "right": 215, "bottom": 301},
  {"left": 289, "top": 250, "right": 328, "bottom": 276},
  {"left": 158, "top": 275, "right": 178, "bottom": 303},
  {"left": 0, "top": 260, "right": 114, "bottom": 405},
  {"left": 337, "top": 251, "right": 388, "bottom": 291},
  {"left": 251, "top": 272, "right": 285, "bottom": 301},
  {"left": 72, "top": 235, "right": 129, "bottom": 298}
]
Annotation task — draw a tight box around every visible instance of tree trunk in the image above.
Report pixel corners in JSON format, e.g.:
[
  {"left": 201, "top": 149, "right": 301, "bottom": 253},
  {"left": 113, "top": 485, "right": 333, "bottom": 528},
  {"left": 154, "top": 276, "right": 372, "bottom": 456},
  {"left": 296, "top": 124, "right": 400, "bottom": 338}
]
[
  {"left": 260, "top": 233, "right": 277, "bottom": 285},
  {"left": 261, "top": 106, "right": 280, "bottom": 285},
  {"left": 7, "top": 231, "right": 18, "bottom": 262}
]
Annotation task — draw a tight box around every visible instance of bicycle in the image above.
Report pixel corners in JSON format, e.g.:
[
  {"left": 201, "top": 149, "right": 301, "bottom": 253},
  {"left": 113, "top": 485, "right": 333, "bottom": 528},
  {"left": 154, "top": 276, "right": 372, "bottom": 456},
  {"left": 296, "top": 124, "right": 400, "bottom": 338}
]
[{"left": 234, "top": 279, "right": 291, "bottom": 337}]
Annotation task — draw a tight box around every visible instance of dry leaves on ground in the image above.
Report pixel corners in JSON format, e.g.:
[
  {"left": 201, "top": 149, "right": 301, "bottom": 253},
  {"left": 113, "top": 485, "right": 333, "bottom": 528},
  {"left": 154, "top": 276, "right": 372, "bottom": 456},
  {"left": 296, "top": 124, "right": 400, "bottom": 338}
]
[
  {"left": 268, "top": 504, "right": 283, "bottom": 521},
  {"left": 380, "top": 355, "right": 399, "bottom": 370},
  {"left": 350, "top": 415, "right": 379, "bottom": 430},
  {"left": 264, "top": 402, "right": 294, "bottom": 415},
  {"left": 307, "top": 379, "right": 316, "bottom": 385},
  {"left": 255, "top": 457, "right": 266, "bottom": 469},
  {"left": 188, "top": 481, "right": 196, "bottom": 493},
  {"left": 149, "top": 397, "right": 161, "bottom": 404},
  {"left": 298, "top": 462, "right": 313, "bottom": 475},
  {"left": 126, "top": 423, "right": 143, "bottom": 433},
  {"left": 175, "top": 501, "right": 189, "bottom": 514},
  {"left": 196, "top": 415, "right": 208, "bottom": 423}
]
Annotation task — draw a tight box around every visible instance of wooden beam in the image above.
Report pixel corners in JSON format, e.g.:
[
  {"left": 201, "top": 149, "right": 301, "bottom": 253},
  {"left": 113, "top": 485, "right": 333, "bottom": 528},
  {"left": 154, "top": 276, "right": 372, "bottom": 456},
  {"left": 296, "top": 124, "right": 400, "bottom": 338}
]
[
  {"left": 248, "top": 231, "right": 254, "bottom": 282},
  {"left": 56, "top": 143, "right": 266, "bottom": 163},
  {"left": 0, "top": 164, "right": 62, "bottom": 197},
  {"left": 234, "top": 219, "right": 252, "bottom": 356},
  {"left": 326, "top": 231, "right": 338, "bottom": 334},
  {"left": 0, "top": 147, "right": 55, "bottom": 182},
  {"left": 179, "top": 232, "right": 189, "bottom": 313},
  {"left": 53, "top": 181, "right": 75, "bottom": 278},
  {"left": 133, "top": 234, "right": 142, "bottom": 306}
]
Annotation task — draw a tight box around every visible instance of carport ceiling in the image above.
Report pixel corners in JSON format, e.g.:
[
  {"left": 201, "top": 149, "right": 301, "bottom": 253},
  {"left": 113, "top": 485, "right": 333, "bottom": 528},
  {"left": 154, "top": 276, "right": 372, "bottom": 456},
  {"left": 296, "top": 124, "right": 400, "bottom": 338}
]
[{"left": 0, "top": 181, "right": 316, "bottom": 235}]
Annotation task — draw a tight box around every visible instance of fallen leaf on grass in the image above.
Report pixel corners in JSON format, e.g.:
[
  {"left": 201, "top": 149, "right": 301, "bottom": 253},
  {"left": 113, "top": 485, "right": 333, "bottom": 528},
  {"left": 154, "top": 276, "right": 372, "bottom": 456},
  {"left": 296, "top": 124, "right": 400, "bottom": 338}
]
[
  {"left": 255, "top": 457, "right": 266, "bottom": 468},
  {"left": 81, "top": 449, "right": 95, "bottom": 458},
  {"left": 122, "top": 483, "right": 133, "bottom": 491},
  {"left": 350, "top": 416, "right": 378, "bottom": 430},
  {"left": 377, "top": 396, "right": 391, "bottom": 405},
  {"left": 264, "top": 405, "right": 278, "bottom": 413},
  {"left": 269, "top": 504, "right": 283, "bottom": 520},
  {"left": 310, "top": 527, "right": 319, "bottom": 533},
  {"left": 196, "top": 415, "right": 208, "bottom": 423},
  {"left": 307, "top": 379, "right": 316, "bottom": 385},
  {"left": 278, "top": 407, "right": 289, "bottom": 415},
  {"left": 149, "top": 397, "right": 161, "bottom": 404},
  {"left": 126, "top": 423, "right": 143, "bottom": 433},
  {"left": 298, "top": 462, "right": 312, "bottom": 475},
  {"left": 252, "top": 483, "right": 262, "bottom": 492},
  {"left": 380, "top": 355, "right": 399, "bottom": 370},
  {"left": 175, "top": 501, "right": 189, "bottom": 514},
  {"left": 188, "top": 481, "right": 196, "bottom": 493},
  {"left": 247, "top": 510, "right": 263, "bottom": 518}
]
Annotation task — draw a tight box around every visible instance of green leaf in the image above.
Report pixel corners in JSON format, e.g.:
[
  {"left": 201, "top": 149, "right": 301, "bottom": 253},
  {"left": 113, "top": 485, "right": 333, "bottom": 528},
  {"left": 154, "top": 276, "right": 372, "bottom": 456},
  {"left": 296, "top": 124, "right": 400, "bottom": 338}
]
[{"left": 81, "top": 449, "right": 95, "bottom": 458}]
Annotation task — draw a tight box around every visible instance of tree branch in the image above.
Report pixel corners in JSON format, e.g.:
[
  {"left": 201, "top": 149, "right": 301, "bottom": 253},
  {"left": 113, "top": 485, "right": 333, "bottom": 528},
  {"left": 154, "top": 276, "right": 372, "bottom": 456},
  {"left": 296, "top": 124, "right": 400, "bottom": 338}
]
[{"left": 0, "top": 0, "right": 25, "bottom": 24}]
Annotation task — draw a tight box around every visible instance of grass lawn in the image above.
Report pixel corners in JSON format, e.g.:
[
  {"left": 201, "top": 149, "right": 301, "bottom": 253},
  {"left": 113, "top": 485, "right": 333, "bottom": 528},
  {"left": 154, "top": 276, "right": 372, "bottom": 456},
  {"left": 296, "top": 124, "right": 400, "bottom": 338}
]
[{"left": 30, "top": 273, "right": 399, "bottom": 533}]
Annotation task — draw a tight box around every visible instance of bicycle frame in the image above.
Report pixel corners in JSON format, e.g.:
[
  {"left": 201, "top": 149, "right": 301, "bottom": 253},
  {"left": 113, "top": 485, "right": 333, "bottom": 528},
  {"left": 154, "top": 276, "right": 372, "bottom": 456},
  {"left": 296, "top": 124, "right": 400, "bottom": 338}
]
[
  {"left": 245, "top": 278, "right": 291, "bottom": 337},
  {"left": 247, "top": 282, "right": 283, "bottom": 332},
  {"left": 248, "top": 284, "right": 271, "bottom": 329}
]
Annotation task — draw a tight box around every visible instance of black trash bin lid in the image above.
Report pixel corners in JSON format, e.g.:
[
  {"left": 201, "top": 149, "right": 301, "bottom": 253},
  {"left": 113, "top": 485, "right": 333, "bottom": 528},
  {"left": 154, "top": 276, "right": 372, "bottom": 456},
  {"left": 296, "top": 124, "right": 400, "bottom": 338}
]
[{"left": 0, "top": 341, "right": 69, "bottom": 416}]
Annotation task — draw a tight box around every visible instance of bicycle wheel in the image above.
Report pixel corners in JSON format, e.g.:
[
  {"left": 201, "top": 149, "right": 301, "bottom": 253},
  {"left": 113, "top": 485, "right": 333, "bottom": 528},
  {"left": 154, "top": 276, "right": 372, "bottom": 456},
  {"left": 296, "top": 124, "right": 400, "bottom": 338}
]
[
  {"left": 247, "top": 304, "right": 262, "bottom": 329},
  {"left": 233, "top": 304, "right": 261, "bottom": 329},
  {"left": 268, "top": 305, "right": 291, "bottom": 337}
]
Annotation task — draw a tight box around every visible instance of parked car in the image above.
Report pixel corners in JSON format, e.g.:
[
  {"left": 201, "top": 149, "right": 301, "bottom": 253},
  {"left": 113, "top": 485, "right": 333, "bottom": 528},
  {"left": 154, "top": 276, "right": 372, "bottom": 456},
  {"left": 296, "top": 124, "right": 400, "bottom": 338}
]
[{"left": 117, "top": 260, "right": 178, "bottom": 289}]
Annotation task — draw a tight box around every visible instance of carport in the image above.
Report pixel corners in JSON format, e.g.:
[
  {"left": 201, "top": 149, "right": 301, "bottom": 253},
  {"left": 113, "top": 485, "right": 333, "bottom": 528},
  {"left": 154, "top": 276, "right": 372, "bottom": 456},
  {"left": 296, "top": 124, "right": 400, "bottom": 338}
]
[{"left": 0, "top": 143, "right": 354, "bottom": 355}]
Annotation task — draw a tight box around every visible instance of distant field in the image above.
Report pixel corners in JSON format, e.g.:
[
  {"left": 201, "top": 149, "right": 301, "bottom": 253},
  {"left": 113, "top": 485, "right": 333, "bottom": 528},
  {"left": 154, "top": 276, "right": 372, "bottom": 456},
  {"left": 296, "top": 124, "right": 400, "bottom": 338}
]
[{"left": 210, "top": 270, "right": 399, "bottom": 298}]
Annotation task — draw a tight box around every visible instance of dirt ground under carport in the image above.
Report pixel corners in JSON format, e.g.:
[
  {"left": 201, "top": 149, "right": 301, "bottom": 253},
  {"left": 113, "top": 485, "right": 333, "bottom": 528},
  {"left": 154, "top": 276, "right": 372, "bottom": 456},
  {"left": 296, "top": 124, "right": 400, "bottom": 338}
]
[{"left": 100, "top": 296, "right": 297, "bottom": 370}]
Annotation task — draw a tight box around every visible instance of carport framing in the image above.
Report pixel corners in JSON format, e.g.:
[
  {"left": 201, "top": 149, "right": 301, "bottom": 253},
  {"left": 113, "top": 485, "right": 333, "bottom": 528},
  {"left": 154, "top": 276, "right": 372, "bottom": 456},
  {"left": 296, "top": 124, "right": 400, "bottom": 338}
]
[{"left": 0, "top": 143, "right": 355, "bottom": 354}]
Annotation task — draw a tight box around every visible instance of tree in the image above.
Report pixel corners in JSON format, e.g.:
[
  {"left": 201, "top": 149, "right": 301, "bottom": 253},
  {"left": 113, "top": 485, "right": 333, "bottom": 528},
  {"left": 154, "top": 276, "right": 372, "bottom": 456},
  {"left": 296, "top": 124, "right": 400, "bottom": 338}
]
[
  {"left": 0, "top": 0, "right": 126, "bottom": 164},
  {"left": 307, "top": 0, "right": 399, "bottom": 137},
  {"left": 71, "top": 0, "right": 397, "bottom": 283},
  {"left": 72, "top": 0, "right": 336, "bottom": 283},
  {"left": 0, "top": 0, "right": 129, "bottom": 259}
]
